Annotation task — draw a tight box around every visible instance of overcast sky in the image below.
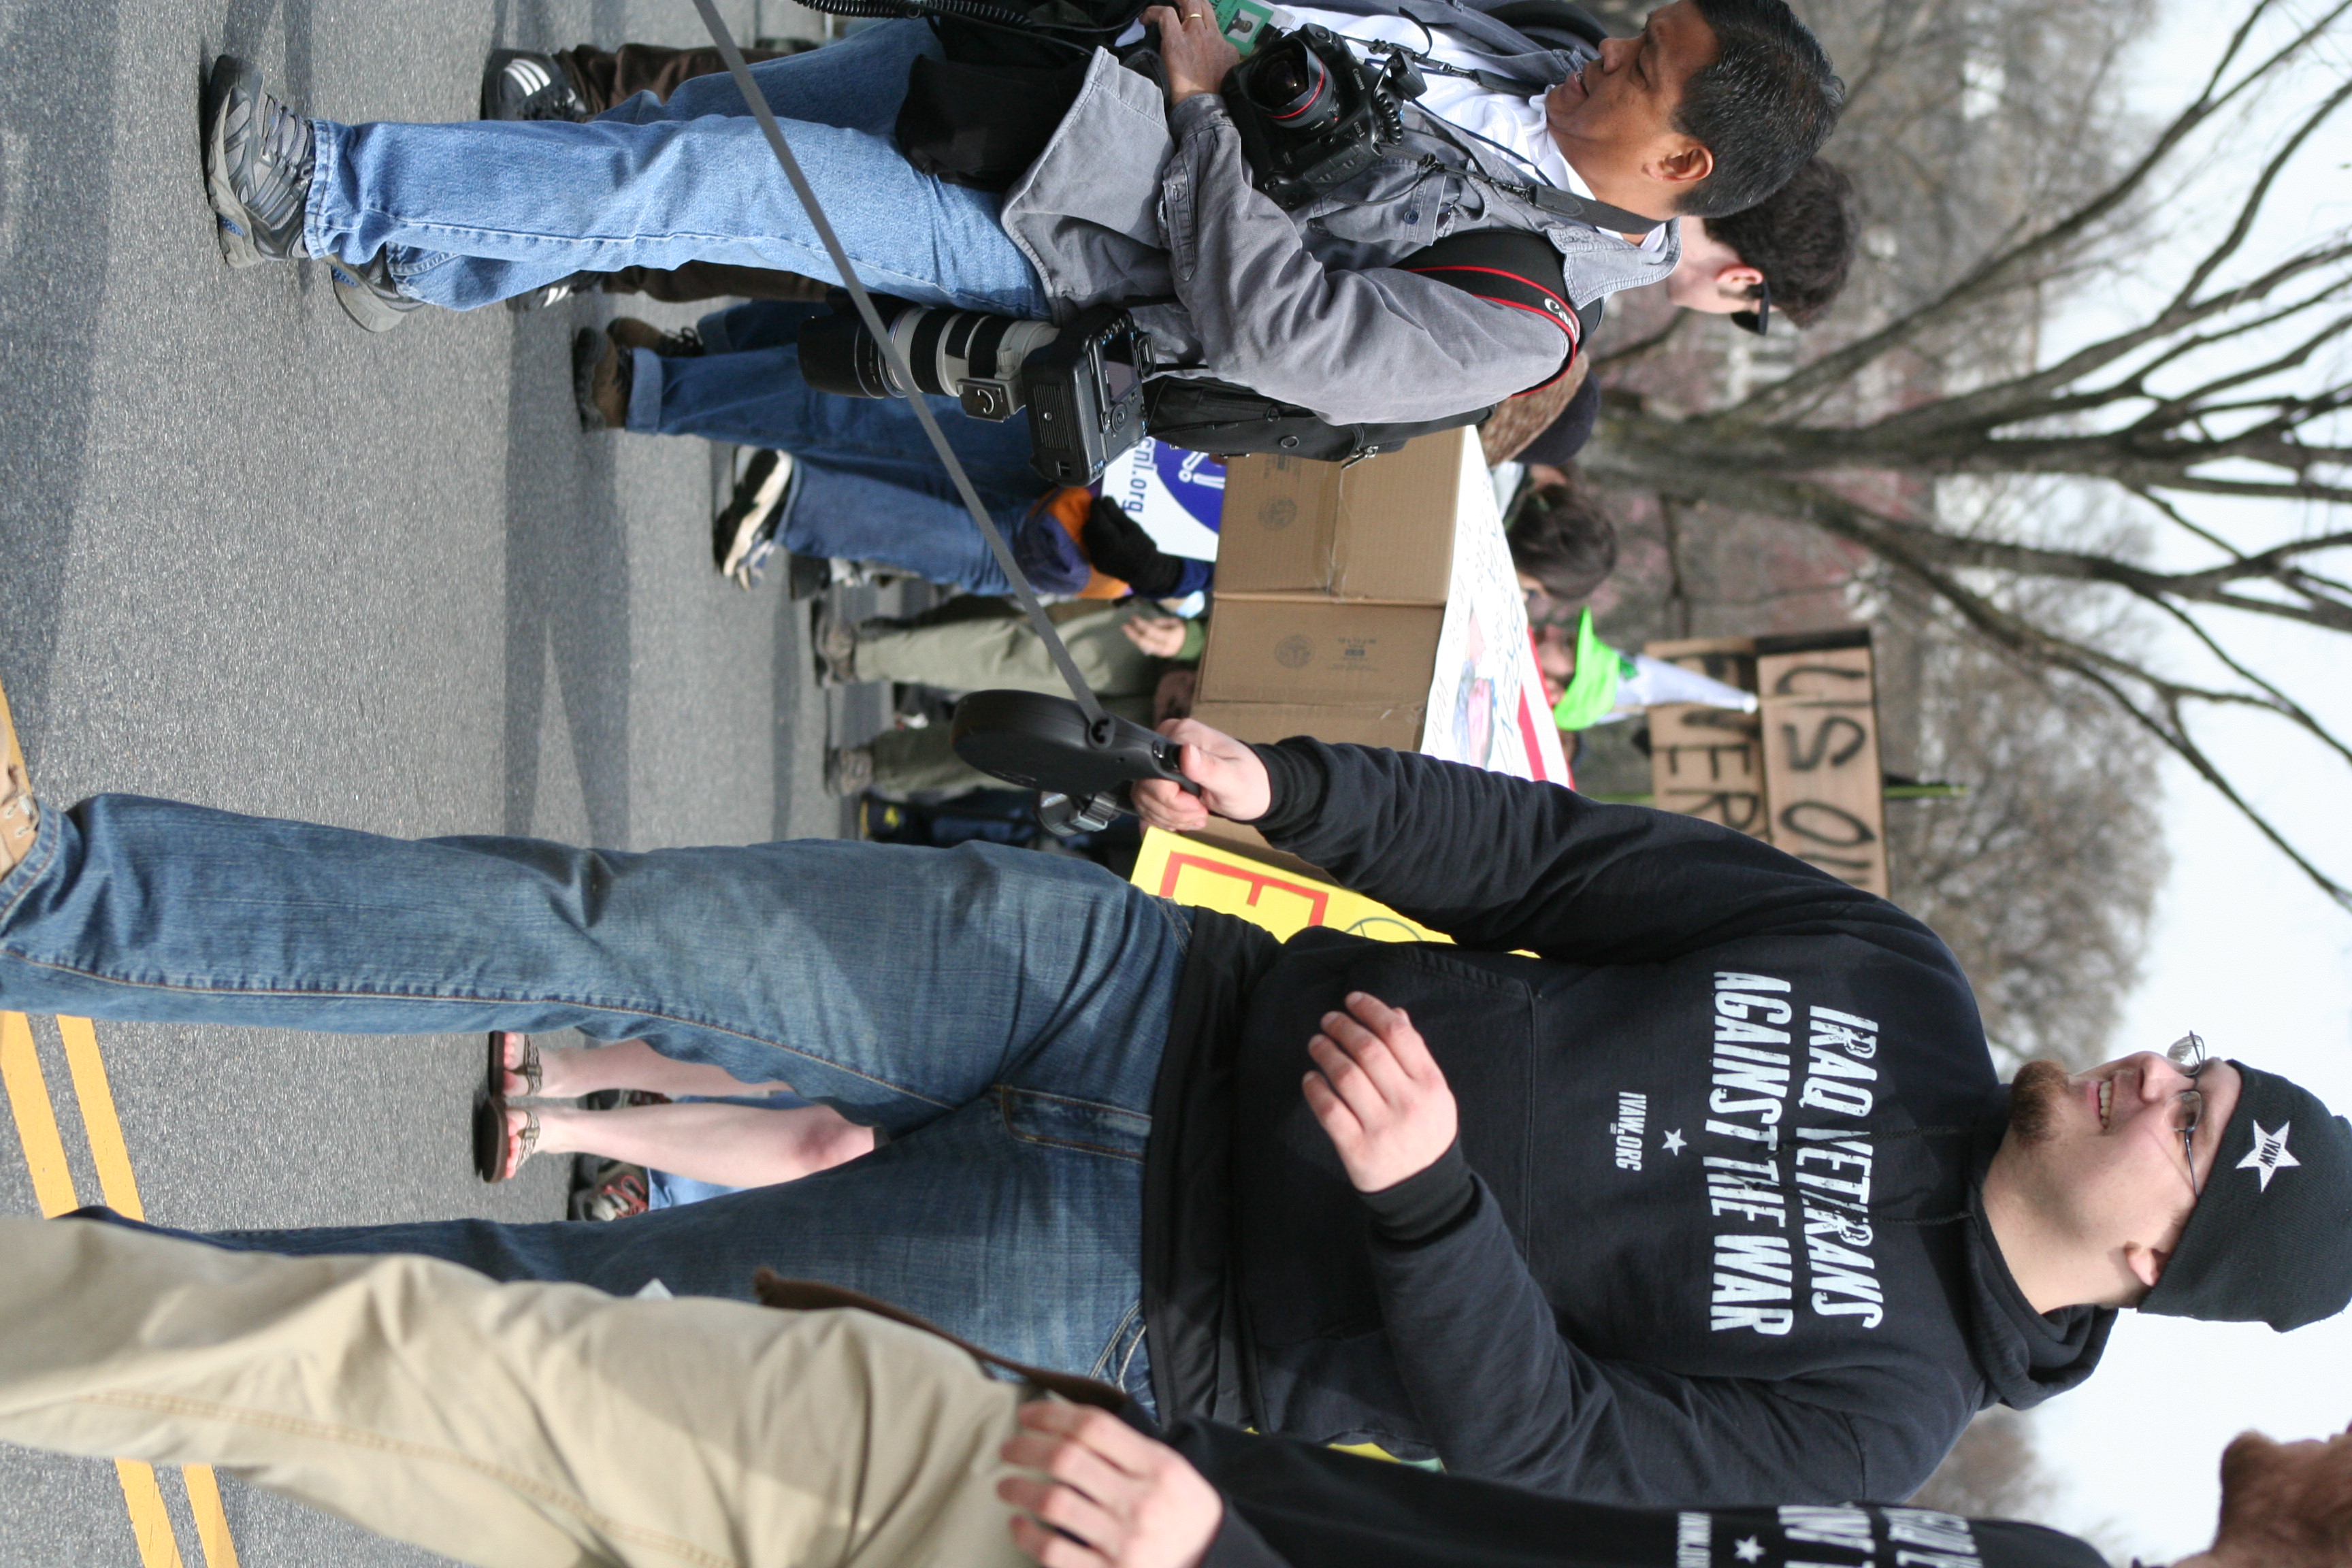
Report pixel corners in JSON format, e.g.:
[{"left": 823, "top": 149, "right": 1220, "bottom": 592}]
[{"left": 1982, "top": 3, "right": 2352, "bottom": 1556}]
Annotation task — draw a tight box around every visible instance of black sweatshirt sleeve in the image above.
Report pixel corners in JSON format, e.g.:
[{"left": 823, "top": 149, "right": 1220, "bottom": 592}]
[
  {"left": 1358, "top": 1139, "right": 1477, "bottom": 1243},
  {"left": 1369, "top": 1172, "right": 1881, "bottom": 1500},
  {"left": 1197, "top": 1510, "right": 1294, "bottom": 1568},
  {"left": 1245, "top": 740, "right": 1951, "bottom": 968}
]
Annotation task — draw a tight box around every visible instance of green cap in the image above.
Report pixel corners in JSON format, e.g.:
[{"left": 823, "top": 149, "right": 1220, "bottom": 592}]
[{"left": 1550, "top": 608, "right": 1631, "bottom": 730}]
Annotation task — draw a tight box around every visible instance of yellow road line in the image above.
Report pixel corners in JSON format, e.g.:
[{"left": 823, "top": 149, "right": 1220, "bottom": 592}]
[
  {"left": 58, "top": 1015, "right": 243, "bottom": 1567},
  {"left": 3, "top": 1012, "right": 237, "bottom": 1568},
  {"left": 59, "top": 1015, "right": 144, "bottom": 1220},
  {"left": 113, "top": 1458, "right": 189, "bottom": 1568},
  {"left": 182, "top": 1463, "right": 244, "bottom": 1568},
  {"left": 0, "top": 1011, "right": 76, "bottom": 1215},
  {"left": 1, "top": 664, "right": 240, "bottom": 1566}
]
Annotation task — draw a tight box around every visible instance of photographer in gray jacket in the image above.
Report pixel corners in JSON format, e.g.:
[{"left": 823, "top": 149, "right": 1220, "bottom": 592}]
[{"left": 202, "top": 0, "right": 1840, "bottom": 426}]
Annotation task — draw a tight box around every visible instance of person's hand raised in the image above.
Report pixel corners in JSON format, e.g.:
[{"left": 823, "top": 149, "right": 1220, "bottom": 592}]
[
  {"left": 1303, "top": 992, "right": 1458, "bottom": 1192},
  {"left": 1144, "top": 5, "right": 1241, "bottom": 103},
  {"left": 1134, "top": 718, "right": 1269, "bottom": 831},
  {"left": 1121, "top": 615, "right": 1190, "bottom": 659},
  {"left": 1000, "top": 1401, "right": 1223, "bottom": 1568}
]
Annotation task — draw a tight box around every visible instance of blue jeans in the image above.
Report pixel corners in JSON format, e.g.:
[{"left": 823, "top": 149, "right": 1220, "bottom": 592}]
[
  {"left": 641, "top": 301, "right": 1043, "bottom": 595},
  {"left": 0, "top": 796, "right": 1189, "bottom": 1403},
  {"left": 306, "top": 22, "right": 1049, "bottom": 317}
]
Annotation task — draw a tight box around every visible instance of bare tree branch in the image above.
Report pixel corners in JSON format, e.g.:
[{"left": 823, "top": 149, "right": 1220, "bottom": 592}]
[
  {"left": 1614, "top": 472, "right": 2352, "bottom": 910},
  {"left": 1722, "top": 0, "right": 2352, "bottom": 423}
]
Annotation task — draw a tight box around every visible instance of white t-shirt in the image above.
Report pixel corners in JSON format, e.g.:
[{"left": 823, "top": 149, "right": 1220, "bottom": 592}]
[
  {"left": 1277, "top": 8, "right": 1667, "bottom": 249},
  {"left": 1282, "top": 7, "right": 1582, "bottom": 197}
]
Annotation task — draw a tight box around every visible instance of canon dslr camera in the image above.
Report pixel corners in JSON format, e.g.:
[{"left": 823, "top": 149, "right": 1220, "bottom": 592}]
[
  {"left": 1222, "top": 22, "right": 1423, "bottom": 210},
  {"left": 800, "top": 296, "right": 1151, "bottom": 485}
]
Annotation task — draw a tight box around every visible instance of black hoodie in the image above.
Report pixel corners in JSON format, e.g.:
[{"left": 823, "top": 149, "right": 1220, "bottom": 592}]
[
  {"left": 1140, "top": 742, "right": 2112, "bottom": 1505},
  {"left": 1165, "top": 1419, "right": 2109, "bottom": 1568}
]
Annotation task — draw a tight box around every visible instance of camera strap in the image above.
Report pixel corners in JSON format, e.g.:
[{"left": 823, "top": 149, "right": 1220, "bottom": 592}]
[
  {"left": 688, "top": 0, "right": 1111, "bottom": 727},
  {"left": 1334, "top": 24, "right": 1668, "bottom": 235},
  {"left": 1392, "top": 105, "right": 1666, "bottom": 233}
]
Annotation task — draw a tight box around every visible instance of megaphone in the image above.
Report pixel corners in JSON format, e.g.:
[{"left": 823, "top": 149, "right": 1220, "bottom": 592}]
[{"left": 951, "top": 690, "right": 1200, "bottom": 836}]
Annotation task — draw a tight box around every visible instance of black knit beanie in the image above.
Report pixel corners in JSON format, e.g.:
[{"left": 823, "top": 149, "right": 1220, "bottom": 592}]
[{"left": 2140, "top": 1062, "right": 2352, "bottom": 1331}]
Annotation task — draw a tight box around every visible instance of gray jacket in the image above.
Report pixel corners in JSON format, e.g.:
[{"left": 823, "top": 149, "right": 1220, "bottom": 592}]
[{"left": 996, "top": 0, "right": 1678, "bottom": 425}]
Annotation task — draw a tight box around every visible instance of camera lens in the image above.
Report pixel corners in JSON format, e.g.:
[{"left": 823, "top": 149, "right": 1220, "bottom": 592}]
[
  {"left": 798, "top": 295, "right": 919, "bottom": 399},
  {"left": 798, "top": 311, "right": 896, "bottom": 398},
  {"left": 1244, "top": 37, "right": 1337, "bottom": 129}
]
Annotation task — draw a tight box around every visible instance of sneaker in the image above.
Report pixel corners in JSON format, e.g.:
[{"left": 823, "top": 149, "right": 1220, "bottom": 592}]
[
  {"left": 0, "top": 681, "right": 37, "bottom": 878},
  {"left": 203, "top": 56, "right": 314, "bottom": 269},
  {"left": 608, "top": 316, "right": 703, "bottom": 359},
  {"left": 327, "top": 251, "right": 423, "bottom": 333},
  {"left": 824, "top": 745, "right": 877, "bottom": 798},
  {"left": 506, "top": 274, "right": 591, "bottom": 314},
  {"left": 786, "top": 552, "right": 832, "bottom": 601},
  {"left": 568, "top": 1158, "right": 651, "bottom": 1222},
  {"left": 480, "top": 50, "right": 591, "bottom": 122},
  {"left": 811, "top": 604, "right": 860, "bottom": 686},
  {"left": 578, "top": 1090, "right": 672, "bottom": 1111},
  {"left": 572, "top": 327, "right": 630, "bottom": 431},
  {"left": 714, "top": 449, "right": 797, "bottom": 587}
]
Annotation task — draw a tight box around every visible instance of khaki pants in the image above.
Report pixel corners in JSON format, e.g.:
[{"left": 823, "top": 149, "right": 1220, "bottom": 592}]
[
  {"left": 0, "top": 1217, "right": 1032, "bottom": 1568},
  {"left": 856, "top": 604, "right": 1163, "bottom": 702}
]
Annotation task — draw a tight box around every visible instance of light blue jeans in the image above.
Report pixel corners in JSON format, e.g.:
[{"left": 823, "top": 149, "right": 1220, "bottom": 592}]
[
  {"left": 0, "top": 796, "right": 1188, "bottom": 1403},
  {"left": 306, "top": 22, "right": 1049, "bottom": 318},
  {"left": 646, "top": 300, "right": 1043, "bottom": 595}
]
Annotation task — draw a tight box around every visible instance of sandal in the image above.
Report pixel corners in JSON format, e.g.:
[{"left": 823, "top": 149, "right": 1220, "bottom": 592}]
[
  {"left": 472, "top": 1095, "right": 540, "bottom": 1183},
  {"left": 486, "top": 1030, "right": 542, "bottom": 1099}
]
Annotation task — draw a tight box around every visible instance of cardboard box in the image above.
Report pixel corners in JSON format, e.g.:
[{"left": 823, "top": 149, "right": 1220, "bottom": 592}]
[
  {"left": 1188, "top": 700, "right": 1426, "bottom": 751},
  {"left": 1198, "top": 602, "right": 1447, "bottom": 706},
  {"left": 1192, "top": 425, "right": 1567, "bottom": 790},
  {"left": 1213, "top": 434, "right": 1466, "bottom": 602}
]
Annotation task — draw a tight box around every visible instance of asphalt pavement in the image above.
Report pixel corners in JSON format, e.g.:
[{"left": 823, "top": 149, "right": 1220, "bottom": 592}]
[{"left": 0, "top": 3, "right": 845, "bottom": 1562}]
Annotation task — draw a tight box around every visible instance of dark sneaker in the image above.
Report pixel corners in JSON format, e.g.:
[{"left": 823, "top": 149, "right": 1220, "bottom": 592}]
[
  {"left": 572, "top": 327, "right": 630, "bottom": 431},
  {"left": 714, "top": 448, "right": 797, "bottom": 587},
  {"left": 327, "top": 252, "right": 423, "bottom": 333},
  {"left": 811, "top": 604, "right": 860, "bottom": 686},
  {"left": 480, "top": 50, "right": 591, "bottom": 122},
  {"left": 787, "top": 552, "right": 832, "bottom": 601},
  {"left": 578, "top": 1090, "right": 672, "bottom": 1111},
  {"left": 608, "top": 316, "right": 704, "bottom": 359},
  {"left": 203, "top": 56, "right": 314, "bottom": 269},
  {"left": 824, "top": 745, "right": 877, "bottom": 798}
]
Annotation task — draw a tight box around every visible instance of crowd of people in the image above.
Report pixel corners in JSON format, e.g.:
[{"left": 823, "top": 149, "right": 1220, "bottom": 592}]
[{"left": 0, "top": 3, "right": 2346, "bottom": 1567}]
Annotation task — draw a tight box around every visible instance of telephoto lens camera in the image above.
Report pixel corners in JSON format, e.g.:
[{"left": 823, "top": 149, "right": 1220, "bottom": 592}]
[
  {"left": 1222, "top": 23, "right": 1422, "bottom": 210},
  {"left": 799, "top": 296, "right": 1151, "bottom": 484}
]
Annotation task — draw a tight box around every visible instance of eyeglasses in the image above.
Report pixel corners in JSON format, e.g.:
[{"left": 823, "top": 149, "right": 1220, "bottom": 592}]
[
  {"left": 2166, "top": 1032, "right": 2210, "bottom": 1196},
  {"left": 1731, "top": 279, "right": 1773, "bottom": 337}
]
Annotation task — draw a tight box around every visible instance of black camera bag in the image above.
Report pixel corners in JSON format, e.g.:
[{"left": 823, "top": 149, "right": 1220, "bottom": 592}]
[
  {"left": 1145, "top": 225, "right": 1592, "bottom": 460},
  {"left": 897, "top": 1, "right": 1154, "bottom": 189},
  {"left": 898, "top": 53, "right": 1095, "bottom": 189}
]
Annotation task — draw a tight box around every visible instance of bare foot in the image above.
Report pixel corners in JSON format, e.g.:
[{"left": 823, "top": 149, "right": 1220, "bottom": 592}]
[
  {"left": 501, "top": 1106, "right": 540, "bottom": 1181},
  {"left": 495, "top": 1031, "right": 543, "bottom": 1098}
]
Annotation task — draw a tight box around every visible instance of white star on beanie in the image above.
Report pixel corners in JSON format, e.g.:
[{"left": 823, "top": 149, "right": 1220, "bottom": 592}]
[{"left": 2237, "top": 1121, "right": 2301, "bottom": 1191}]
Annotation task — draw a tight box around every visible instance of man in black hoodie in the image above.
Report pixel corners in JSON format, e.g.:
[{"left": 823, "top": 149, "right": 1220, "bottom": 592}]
[
  {"left": 1, "top": 1209, "right": 2346, "bottom": 1568},
  {"left": 1, "top": 712, "right": 2347, "bottom": 1507}
]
